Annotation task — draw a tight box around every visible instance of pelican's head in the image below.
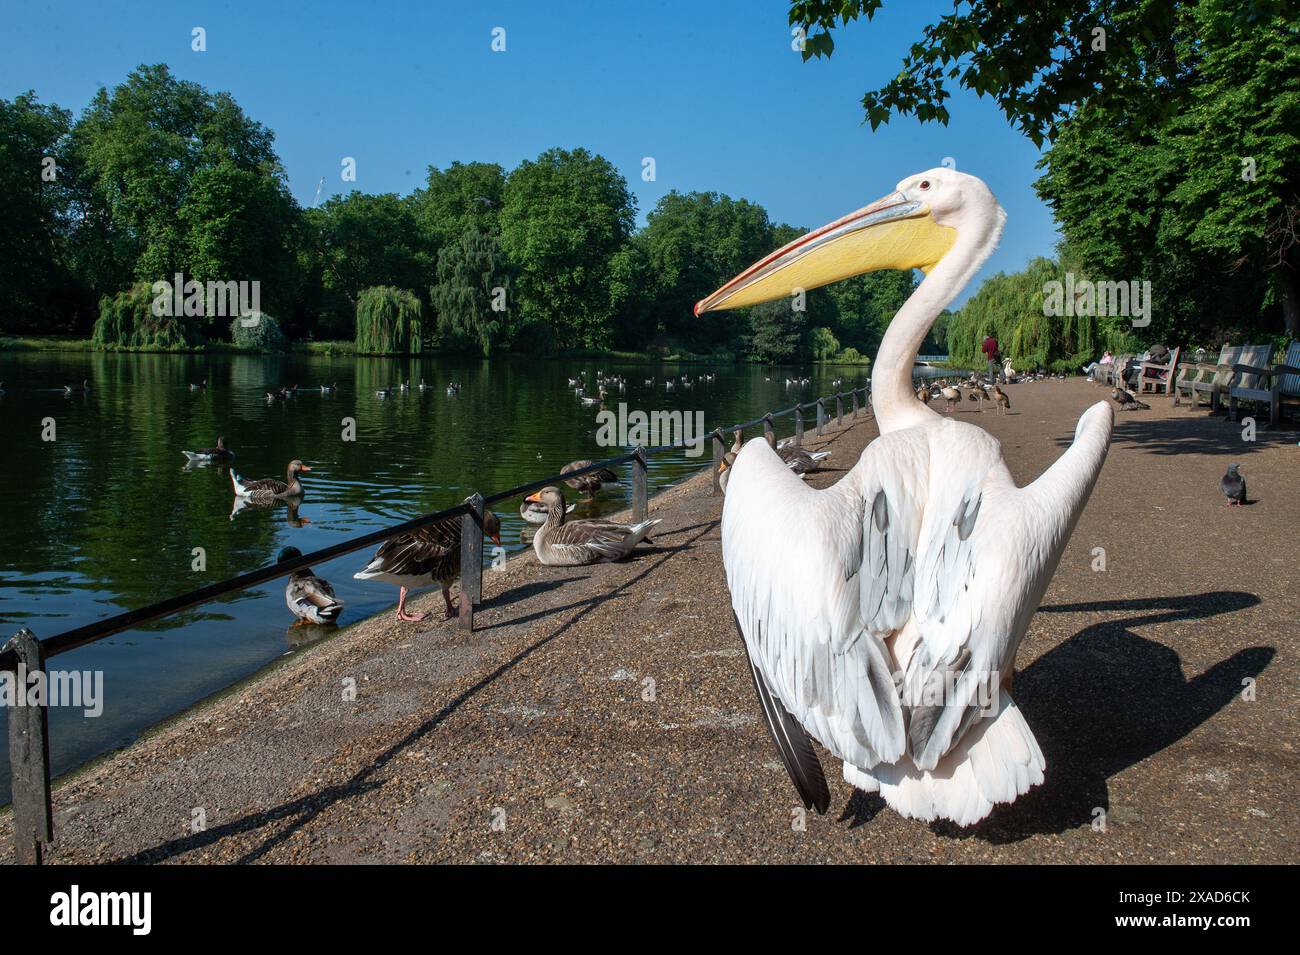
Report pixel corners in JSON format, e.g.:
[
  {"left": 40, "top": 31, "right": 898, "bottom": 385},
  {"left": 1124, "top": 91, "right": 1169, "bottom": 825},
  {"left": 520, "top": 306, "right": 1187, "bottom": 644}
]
[{"left": 695, "top": 168, "right": 999, "bottom": 315}]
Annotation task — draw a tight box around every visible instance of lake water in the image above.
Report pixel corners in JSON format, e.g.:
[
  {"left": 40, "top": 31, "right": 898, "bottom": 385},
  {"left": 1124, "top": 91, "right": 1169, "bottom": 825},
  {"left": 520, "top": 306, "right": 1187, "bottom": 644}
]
[{"left": 0, "top": 350, "right": 883, "bottom": 802}]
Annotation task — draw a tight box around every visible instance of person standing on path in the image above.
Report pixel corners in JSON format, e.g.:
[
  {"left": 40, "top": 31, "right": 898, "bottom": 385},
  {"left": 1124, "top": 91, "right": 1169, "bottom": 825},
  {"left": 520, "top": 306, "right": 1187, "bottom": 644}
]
[{"left": 982, "top": 333, "right": 1001, "bottom": 381}]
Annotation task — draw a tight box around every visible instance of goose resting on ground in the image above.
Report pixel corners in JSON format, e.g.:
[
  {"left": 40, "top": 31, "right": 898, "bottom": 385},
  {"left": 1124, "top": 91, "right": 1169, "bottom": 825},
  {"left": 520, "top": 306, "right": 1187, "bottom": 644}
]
[
  {"left": 695, "top": 168, "right": 1113, "bottom": 826},
  {"left": 278, "top": 546, "right": 344, "bottom": 625},
  {"left": 182, "top": 436, "right": 234, "bottom": 462},
  {"left": 231, "top": 460, "right": 310, "bottom": 500},
  {"left": 561, "top": 460, "right": 622, "bottom": 499},
  {"left": 524, "top": 486, "right": 659, "bottom": 566},
  {"left": 353, "top": 509, "right": 502, "bottom": 621}
]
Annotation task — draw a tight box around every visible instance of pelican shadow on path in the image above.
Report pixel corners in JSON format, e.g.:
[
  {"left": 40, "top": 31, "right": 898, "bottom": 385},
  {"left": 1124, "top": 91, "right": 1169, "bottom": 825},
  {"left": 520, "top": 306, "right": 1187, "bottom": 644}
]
[{"left": 839, "top": 590, "right": 1272, "bottom": 842}]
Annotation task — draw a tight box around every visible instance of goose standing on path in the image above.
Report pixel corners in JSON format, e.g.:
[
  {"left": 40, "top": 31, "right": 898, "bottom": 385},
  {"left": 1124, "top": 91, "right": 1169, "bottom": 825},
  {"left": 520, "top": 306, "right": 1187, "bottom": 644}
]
[
  {"left": 231, "top": 460, "right": 311, "bottom": 500},
  {"left": 695, "top": 168, "right": 1113, "bottom": 825},
  {"left": 278, "top": 546, "right": 344, "bottom": 625},
  {"left": 991, "top": 384, "right": 1011, "bottom": 415},
  {"left": 524, "top": 486, "right": 659, "bottom": 566},
  {"left": 353, "top": 509, "right": 502, "bottom": 621}
]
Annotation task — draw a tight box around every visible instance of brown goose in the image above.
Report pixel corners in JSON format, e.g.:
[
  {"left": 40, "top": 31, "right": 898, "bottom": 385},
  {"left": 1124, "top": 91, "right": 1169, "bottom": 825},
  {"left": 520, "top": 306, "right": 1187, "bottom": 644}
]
[
  {"left": 231, "top": 460, "right": 310, "bottom": 500},
  {"left": 991, "top": 385, "right": 1011, "bottom": 415},
  {"left": 524, "top": 486, "right": 659, "bottom": 566},
  {"left": 353, "top": 510, "right": 502, "bottom": 622},
  {"left": 560, "top": 460, "right": 622, "bottom": 499},
  {"left": 182, "top": 436, "right": 233, "bottom": 462}
]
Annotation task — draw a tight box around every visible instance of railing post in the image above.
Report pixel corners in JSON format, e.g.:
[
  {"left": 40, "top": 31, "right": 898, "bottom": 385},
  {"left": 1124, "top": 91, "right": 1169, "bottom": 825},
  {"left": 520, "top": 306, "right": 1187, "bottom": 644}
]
[
  {"left": 816, "top": 399, "right": 826, "bottom": 436},
  {"left": 632, "top": 447, "right": 648, "bottom": 523},
  {"left": 711, "top": 428, "right": 725, "bottom": 496},
  {"left": 835, "top": 394, "right": 844, "bottom": 426},
  {"left": 794, "top": 405, "right": 804, "bottom": 446},
  {"left": 5, "top": 628, "right": 53, "bottom": 865},
  {"left": 459, "top": 495, "right": 485, "bottom": 631},
  {"left": 851, "top": 389, "right": 858, "bottom": 419},
  {"left": 762, "top": 413, "right": 774, "bottom": 447}
]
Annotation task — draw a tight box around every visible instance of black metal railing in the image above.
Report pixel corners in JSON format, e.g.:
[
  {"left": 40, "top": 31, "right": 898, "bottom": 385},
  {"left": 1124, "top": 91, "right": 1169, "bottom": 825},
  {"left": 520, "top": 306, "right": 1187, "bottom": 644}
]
[{"left": 1, "top": 383, "right": 873, "bottom": 863}]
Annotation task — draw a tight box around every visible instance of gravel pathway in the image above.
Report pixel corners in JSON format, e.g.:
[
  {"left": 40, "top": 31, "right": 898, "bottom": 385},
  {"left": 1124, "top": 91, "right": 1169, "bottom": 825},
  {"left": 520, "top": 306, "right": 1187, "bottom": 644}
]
[{"left": 3, "top": 378, "right": 1295, "bottom": 863}]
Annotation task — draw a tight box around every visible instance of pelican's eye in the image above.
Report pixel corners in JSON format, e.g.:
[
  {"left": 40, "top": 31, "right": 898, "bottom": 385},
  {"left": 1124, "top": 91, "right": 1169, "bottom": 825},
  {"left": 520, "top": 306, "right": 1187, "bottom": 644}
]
[{"left": 919, "top": 180, "right": 931, "bottom": 190}]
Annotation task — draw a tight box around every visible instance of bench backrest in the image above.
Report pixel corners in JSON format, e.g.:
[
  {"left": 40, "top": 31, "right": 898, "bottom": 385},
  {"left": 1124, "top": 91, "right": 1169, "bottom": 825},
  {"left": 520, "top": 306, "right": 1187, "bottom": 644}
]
[
  {"left": 1213, "top": 345, "right": 1243, "bottom": 385},
  {"left": 1235, "top": 344, "right": 1273, "bottom": 390},
  {"left": 1279, "top": 341, "right": 1300, "bottom": 397}
]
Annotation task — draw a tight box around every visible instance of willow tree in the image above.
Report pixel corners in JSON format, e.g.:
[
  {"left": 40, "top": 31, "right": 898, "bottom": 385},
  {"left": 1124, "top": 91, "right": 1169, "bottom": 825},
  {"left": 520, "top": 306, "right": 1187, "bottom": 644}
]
[
  {"left": 430, "top": 228, "right": 511, "bottom": 355},
  {"left": 946, "top": 257, "right": 1126, "bottom": 372},
  {"left": 355, "top": 286, "right": 423, "bottom": 355}
]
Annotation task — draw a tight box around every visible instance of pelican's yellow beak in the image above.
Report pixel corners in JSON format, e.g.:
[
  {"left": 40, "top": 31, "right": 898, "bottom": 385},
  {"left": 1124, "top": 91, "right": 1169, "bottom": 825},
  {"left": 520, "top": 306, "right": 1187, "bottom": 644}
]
[{"left": 694, "top": 191, "right": 955, "bottom": 315}]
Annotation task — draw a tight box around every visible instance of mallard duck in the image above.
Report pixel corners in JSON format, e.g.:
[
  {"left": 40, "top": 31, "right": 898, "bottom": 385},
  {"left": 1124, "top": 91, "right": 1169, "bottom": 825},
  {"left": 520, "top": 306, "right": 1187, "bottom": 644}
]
[
  {"left": 520, "top": 498, "right": 575, "bottom": 525},
  {"left": 278, "top": 546, "right": 344, "bottom": 625},
  {"left": 190, "top": 378, "right": 207, "bottom": 391},
  {"left": 353, "top": 509, "right": 502, "bottom": 621},
  {"left": 524, "top": 486, "right": 659, "bottom": 566},
  {"left": 231, "top": 460, "right": 310, "bottom": 500},
  {"left": 560, "top": 460, "right": 622, "bottom": 499},
  {"left": 182, "top": 436, "right": 234, "bottom": 462}
]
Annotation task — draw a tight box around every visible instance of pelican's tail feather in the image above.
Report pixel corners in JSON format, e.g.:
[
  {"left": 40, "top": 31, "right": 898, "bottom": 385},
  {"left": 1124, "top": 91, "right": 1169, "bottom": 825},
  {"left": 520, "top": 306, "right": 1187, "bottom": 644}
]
[{"left": 844, "top": 692, "right": 1044, "bottom": 827}]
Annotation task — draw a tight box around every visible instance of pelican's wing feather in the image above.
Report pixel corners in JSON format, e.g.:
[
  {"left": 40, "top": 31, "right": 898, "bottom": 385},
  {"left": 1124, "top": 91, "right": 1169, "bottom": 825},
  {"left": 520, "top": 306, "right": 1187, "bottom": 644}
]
[{"left": 723, "top": 436, "right": 924, "bottom": 780}]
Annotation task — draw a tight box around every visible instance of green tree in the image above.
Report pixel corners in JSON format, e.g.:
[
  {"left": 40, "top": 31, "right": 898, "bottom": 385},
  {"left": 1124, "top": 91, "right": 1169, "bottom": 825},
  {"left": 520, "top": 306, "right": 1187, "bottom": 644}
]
[
  {"left": 810, "top": 326, "right": 840, "bottom": 361},
  {"left": 430, "top": 228, "right": 512, "bottom": 355},
  {"left": 307, "top": 191, "right": 427, "bottom": 336},
  {"left": 355, "top": 286, "right": 423, "bottom": 355},
  {"left": 748, "top": 299, "right": 807, "bottom": 363},
  {"left": 411, "top": 161, "right": 506, "bottom": 252},
  {"left": 499, "top": 148, "right": 635, "bottom": 349},
  {"left": 70, "top": 64, "right": 301, "bottom": 331},
  {"left": 640, "top": 191, "right": 775, "bottom": 349},
  {"left": 0, "top": 93, "right": 74, "bottom": 331}
]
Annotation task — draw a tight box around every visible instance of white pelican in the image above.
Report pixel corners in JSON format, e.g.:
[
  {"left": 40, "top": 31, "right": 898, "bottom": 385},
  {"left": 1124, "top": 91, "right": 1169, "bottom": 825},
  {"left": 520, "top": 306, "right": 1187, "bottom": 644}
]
[{"left": 695, "top": 168, "right": 1113, "bottom": 825}]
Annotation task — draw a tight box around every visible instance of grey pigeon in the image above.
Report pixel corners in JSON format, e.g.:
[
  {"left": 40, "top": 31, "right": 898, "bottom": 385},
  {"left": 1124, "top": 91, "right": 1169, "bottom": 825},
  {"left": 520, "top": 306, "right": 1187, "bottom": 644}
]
[{"left": 1220, "top": 463, "right": 1247, "bottom": 506}]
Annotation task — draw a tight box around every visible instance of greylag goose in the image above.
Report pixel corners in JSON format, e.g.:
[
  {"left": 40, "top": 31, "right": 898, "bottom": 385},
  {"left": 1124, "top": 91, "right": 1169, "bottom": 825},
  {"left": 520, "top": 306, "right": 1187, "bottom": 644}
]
[
  {"left": 524, "top": 486, "right": 659, "bottom": 566},
  {"left": 520, "top": 498, "right": 575, "bottom": 525},
  {"left": 561, "top": 460, "right": 622, "bottom": 499},
  {"left": 278, "top": 546, "right": 344, "bottom": 625},
  {"left": 353, "top": 510, "right": 502, "bottom": 621},
  {"left": 182, "top": 436, "right": 234, "bottom": 462},
  {"left": 231, "top": 460, "right": 310, "bottom": 500}
]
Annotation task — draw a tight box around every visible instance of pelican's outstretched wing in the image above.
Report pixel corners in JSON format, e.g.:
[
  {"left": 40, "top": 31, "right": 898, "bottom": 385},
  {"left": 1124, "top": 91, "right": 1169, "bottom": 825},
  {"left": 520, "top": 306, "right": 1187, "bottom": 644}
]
[
  {"left": 898, "top": 406, "right": 1113, "bottom": 772},
  {"left": 722, "top": 433, "right": 929, "bottom": 803}
]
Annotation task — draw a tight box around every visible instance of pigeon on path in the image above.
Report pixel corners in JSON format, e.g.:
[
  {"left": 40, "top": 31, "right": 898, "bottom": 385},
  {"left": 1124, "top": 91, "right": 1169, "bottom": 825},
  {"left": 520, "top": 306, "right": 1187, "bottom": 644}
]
[{"left": 1220, "top": 463, "right": 1247, "bottom": 506}]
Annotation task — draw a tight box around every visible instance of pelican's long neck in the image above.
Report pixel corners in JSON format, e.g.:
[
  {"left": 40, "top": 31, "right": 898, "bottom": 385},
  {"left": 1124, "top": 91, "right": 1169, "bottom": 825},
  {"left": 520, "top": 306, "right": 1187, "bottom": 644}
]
[{"left": 872, "top": 205, "right": 1004, "bottom": 434}]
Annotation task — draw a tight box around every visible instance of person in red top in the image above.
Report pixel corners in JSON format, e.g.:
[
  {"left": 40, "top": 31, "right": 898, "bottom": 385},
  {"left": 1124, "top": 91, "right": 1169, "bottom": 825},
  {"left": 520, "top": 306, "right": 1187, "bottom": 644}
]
[{"left": 982, "top": 334, "right": 1000, "bottom": 381}]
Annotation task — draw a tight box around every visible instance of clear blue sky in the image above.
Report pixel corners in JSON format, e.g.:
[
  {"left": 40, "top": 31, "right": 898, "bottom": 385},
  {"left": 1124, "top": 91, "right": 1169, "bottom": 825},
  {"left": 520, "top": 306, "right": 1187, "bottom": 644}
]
[{"left": 2, "top": 0, "right": 1060, "bottom": 306}]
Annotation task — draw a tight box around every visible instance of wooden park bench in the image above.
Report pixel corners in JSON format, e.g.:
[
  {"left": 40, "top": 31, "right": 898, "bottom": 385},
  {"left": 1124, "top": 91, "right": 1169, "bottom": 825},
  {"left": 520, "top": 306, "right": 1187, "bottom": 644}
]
[
  {"left": 1228, "top": 340, "right": 1300, "bottom": 426},
  {"left": 1173, "top": 344, "right": 1240, "bottom": 411},
  {"left": 1100, "top": 353, "right": 1134, "bottom": 387},
  {"left": 1137, "top": 346, "right": 1180, "bottom": 395}
]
